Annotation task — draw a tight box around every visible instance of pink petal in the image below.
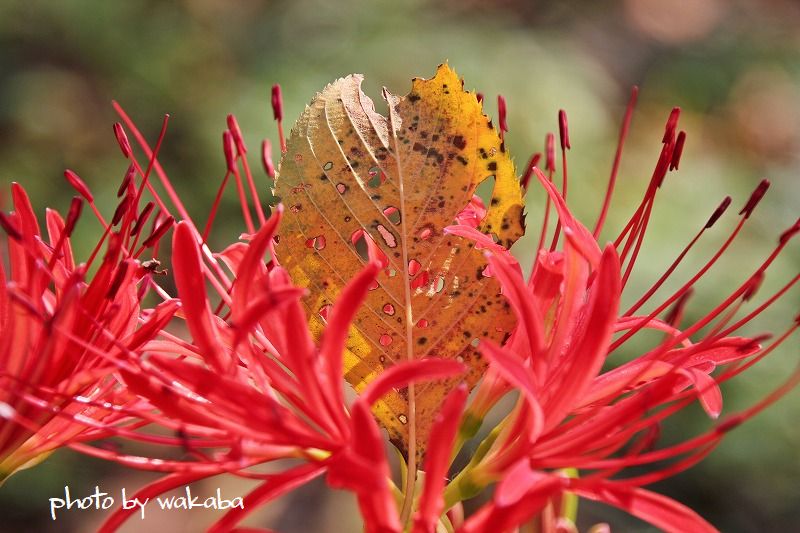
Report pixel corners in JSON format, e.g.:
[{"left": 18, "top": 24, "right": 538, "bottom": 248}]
[
  {"left": 413, "top": 384, "right": 468, "bottom": 533},
  {"left": 11, "top": 182, "right": 40, "bottom": 238},
  {"left": 486, "top": 252, "right": 546, "bottom": 357},
  {"left": 543, "top": 244, "right": 621, "bottom": 428},
  {"left": 443, "top": 224, "right": 514, "bottom": 257},
  {"left": 533, "top": 168, "right": 601, "bottom": 268},
  {"left": 574, "top": 483, "right": 719, "bottom": 533},
  {"left": 328, "top": 401, "right": 401, "bottom": 533},
  {"left": 459, "top": 473, "right": 563, "bottom": 533},
  {"left": 685, "top": 367, "right": 723, "bottom": 419},
  {"left": 359, "top": 359, "right": 466, "bottom": 407},
  {"left": 494, "top": 459, "right": 546, "bottom": 507},
  {"left": 124, "top": 299, "right": 180, "bottom": 351},
  {"left": 319, "top": 261, "right": 381, "bottom": 422},
  {"left": 208, "top": 463, "right": 325, "bottom": 533},
  {"left": 172, "top": 221, "right": 228, "bottom": 372},
  {"left": 214, "top": 241, "right": 249, "bottom": 273},
  {"left": 480, "top": 340, "right": 544, "bottom": 442},
  {"left": 231, "top": 207, "right": 283, "bottom": 324}
]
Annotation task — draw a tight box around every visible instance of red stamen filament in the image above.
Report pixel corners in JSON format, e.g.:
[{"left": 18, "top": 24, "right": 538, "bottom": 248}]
[{"left": 594, "top": 86, "right": 638, "bottom": 238}]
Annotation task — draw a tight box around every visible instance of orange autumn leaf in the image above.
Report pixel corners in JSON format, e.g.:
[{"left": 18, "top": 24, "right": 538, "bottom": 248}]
[{"left": 274, "top": 64, "right": 525, "bottom": 458}]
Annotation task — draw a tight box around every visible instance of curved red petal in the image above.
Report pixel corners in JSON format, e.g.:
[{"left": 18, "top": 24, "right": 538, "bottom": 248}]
[{"left": 172, "top": 221, "right": 228, "bottom": 372}]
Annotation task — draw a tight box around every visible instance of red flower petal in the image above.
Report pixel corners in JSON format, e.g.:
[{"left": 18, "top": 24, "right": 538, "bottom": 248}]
[
  {"left": 230, "top": 207, "right": 282, "bottom": 325},
  {"left": 172, "top": 221, "right": 228, "bottom": 372},
  {"left": 573, "top": 483, "right": 718, "bottom": 533},
  {"left": 359, "top": 359, "right": 466, "bottom": 407},
  {"left": 319, "top": 260, "right": 381, "bottom": 422},
  {"left": 486, "top": 252, "right": 546, "bottom": 358},
  {"left": 208, "top": 463, "right": 325, "bottom": 533},
  {"left": 413, "top": 384, "right": 468, "bottom": 533},
  {"left": 459, "top": 472, "right": 563, "bottom": 533},
  {"left": 480, "top": 340, "right": 545, "bottom": 442},
  {"left": 543, "top": 244, "right": 620, "bottom": 429},
  {"left": 534, "top": 167, "right": 601, "bottom": 268}
]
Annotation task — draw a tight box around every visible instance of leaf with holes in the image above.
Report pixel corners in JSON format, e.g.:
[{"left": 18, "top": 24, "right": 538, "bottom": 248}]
[{"left": 274, "top": 64, "right": 525, "bottom": 459}]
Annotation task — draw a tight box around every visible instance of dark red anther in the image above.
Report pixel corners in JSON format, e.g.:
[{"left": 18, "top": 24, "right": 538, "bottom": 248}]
[
  {"left": 705, "top": 196, "right": 732, "bottom": 228},
  {"left": 64, "top": 169, "right": 94, "bottom": 203},
  {"left": 6, "top": 285, "right": 44, "bottom": 319},
  {"left": 271, "top": 84, "right": 284, "bottom": 122},
  {"left": 476, "top": 92, "right": 484, "bottom": 104},
  {"left": 112, "top": 195, "right": 131, "bottom": 226},
  {"left": 663, "top": 107, "right": 681, "bottom": 143},
  {"left": 743, "top": 271, "right": 765, "bottom": 301},
  {"left": 227, "top": 114, "right": 247, "bottom": 155},
  {"left": 739, "top": 179, "right": 770, "bottom": 218},
  {"left": 665, "top": 287, "right": 693, "bottom": 326},
  {"left": 497, "top": 95, "right": 508, "bottom": 133},
  {"left": 654, "top": 142, "right": 673, "bottom": 188},
  {"left": 779, "top": 218, "right": 800, "bottom": 245},
  {"left": 669, "top": 131, "right": 686, "bottom": 170},
  {"left": 113, "top": 122, "right": 133, "bottom": 158},
  {"left": 105, "top": 231, "right": 123, "bottom": 259},
  {"left": 130, "top": 201, "right": 155, "bottom": 237},
  {"left": 545, "top": 133, "right": 556, "bottom": 172},
  {"left": 738, "top": 333, "right": 772, "bottom": 353},
  {"left": 142, "top": 216, "right": 175, "bottom": 248},
  {"left": 261, "top": 139, "right": 275, "bottom": 178},
  {"left": 223, "top": 130, "right": 237, "bottom": 172},
  {"left": 520, "top": 152, "right": 542, "bottom": 190},
  {"left": 106, "top": 261, "right": 130, "bottom": 300},
  {"left": 558, "top": 109, "right": 570, "bottom": 150},
  {"left": 118, "top": 164, "right": 136, "bottom": 198},
  {"left": 63, "top": 197, "right": 83, "bottom": 237},
  {"left": 0, "top": 212, "right": 21, "bottom": 240}
]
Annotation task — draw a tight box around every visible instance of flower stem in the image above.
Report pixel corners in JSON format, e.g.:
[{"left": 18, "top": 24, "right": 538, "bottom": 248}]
[{"left": 399, "top": 458, "right": 417, "bottom": 527}]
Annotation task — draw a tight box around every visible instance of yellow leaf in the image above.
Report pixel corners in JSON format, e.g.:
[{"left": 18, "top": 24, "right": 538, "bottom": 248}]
[{"left": 274, "top": 64, "right": 524, "bottom": 459}]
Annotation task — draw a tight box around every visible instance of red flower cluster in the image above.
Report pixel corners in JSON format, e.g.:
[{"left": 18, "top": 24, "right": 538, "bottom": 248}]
[
  {"left": 0, "top": 79, "right": 798, "bottom": 533},
  {"left": 0, "top": 172, "right": 175, "bottom": 482}
]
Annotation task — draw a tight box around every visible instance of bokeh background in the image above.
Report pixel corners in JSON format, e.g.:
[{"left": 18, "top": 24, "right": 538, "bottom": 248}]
[{"left": 1, "top": 0, "right": 798, "bottom": 531}]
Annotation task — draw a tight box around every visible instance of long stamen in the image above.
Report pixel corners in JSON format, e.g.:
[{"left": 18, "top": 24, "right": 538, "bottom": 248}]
[
  {"left": 113, "top": 101, "right": 234, "bottom": 294},
  {"left": 272, "top": 84, "right": 286, "bottom": 153},
  {"left": 64, "top": 169, "right": 107, "bottom": 228},
  {"left": 611, "top": 180, "right": 776, "bottom": 352},
  {"left": 497, "top": 94, "right": 508, "bottom": 141},
  {"left": 625, "top": 196, "right": 732, "bottom": 316},
  {"left": 228, "top": 114, "right": 267, "bottom": 226},
  {"left": 47, "top": 197, "right": 83, "bottom": 270},
  {"left": 536, "top": 133, "right": 556, "bottom": 254},
  {"left": 224, "top": 130, "right": 256, "bottom": 234},
  {"left": 594, "top": 86, "right": 638, "bottom": 238},
  {"left": 519, "top": 152, "right": 541, "bottom": 192},
  {"left": 678, "top": 236, "right": 793, "bottom": 343},
  {"left": 202, "top": 171, "right": 232, "bottom": 243},
  {"left": 131, "top": 114, "right": 171, "bottom": 217},
  {"left": 614, "top": 110, "right": 679, "bottom": 254},
  {"left": 548, "top": 111, "right": 570, "bottom": 252}
]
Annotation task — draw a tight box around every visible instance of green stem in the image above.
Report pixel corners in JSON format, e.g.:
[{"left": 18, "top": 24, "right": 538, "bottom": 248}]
[{"left": 442, "top": 423, "right": 503, "bottom": 509}]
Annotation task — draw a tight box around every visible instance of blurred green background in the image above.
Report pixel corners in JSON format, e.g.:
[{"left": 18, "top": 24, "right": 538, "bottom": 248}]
[{"left": 0, "top": 0, "right": 798, "bottom": 531}]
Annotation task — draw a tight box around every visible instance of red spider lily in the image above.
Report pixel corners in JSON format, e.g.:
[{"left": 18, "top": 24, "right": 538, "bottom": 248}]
[
  {"left": 434, "top": 96, "right": 800, "bottom": 532},
  {"left": 43, "top": 104, "right": 467, "bottom": 533},
  {"left": 99, "top": 94, "right": 794, "bottom": 533},
  {"left": 1, "top": 78, "right": 796, "bottom": 533},
  {"left": 0, "top": 170, "right": 178, "bottom": 481},
  {"left": 90, "top": 217, "right": 464, "bottom": 533}
]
